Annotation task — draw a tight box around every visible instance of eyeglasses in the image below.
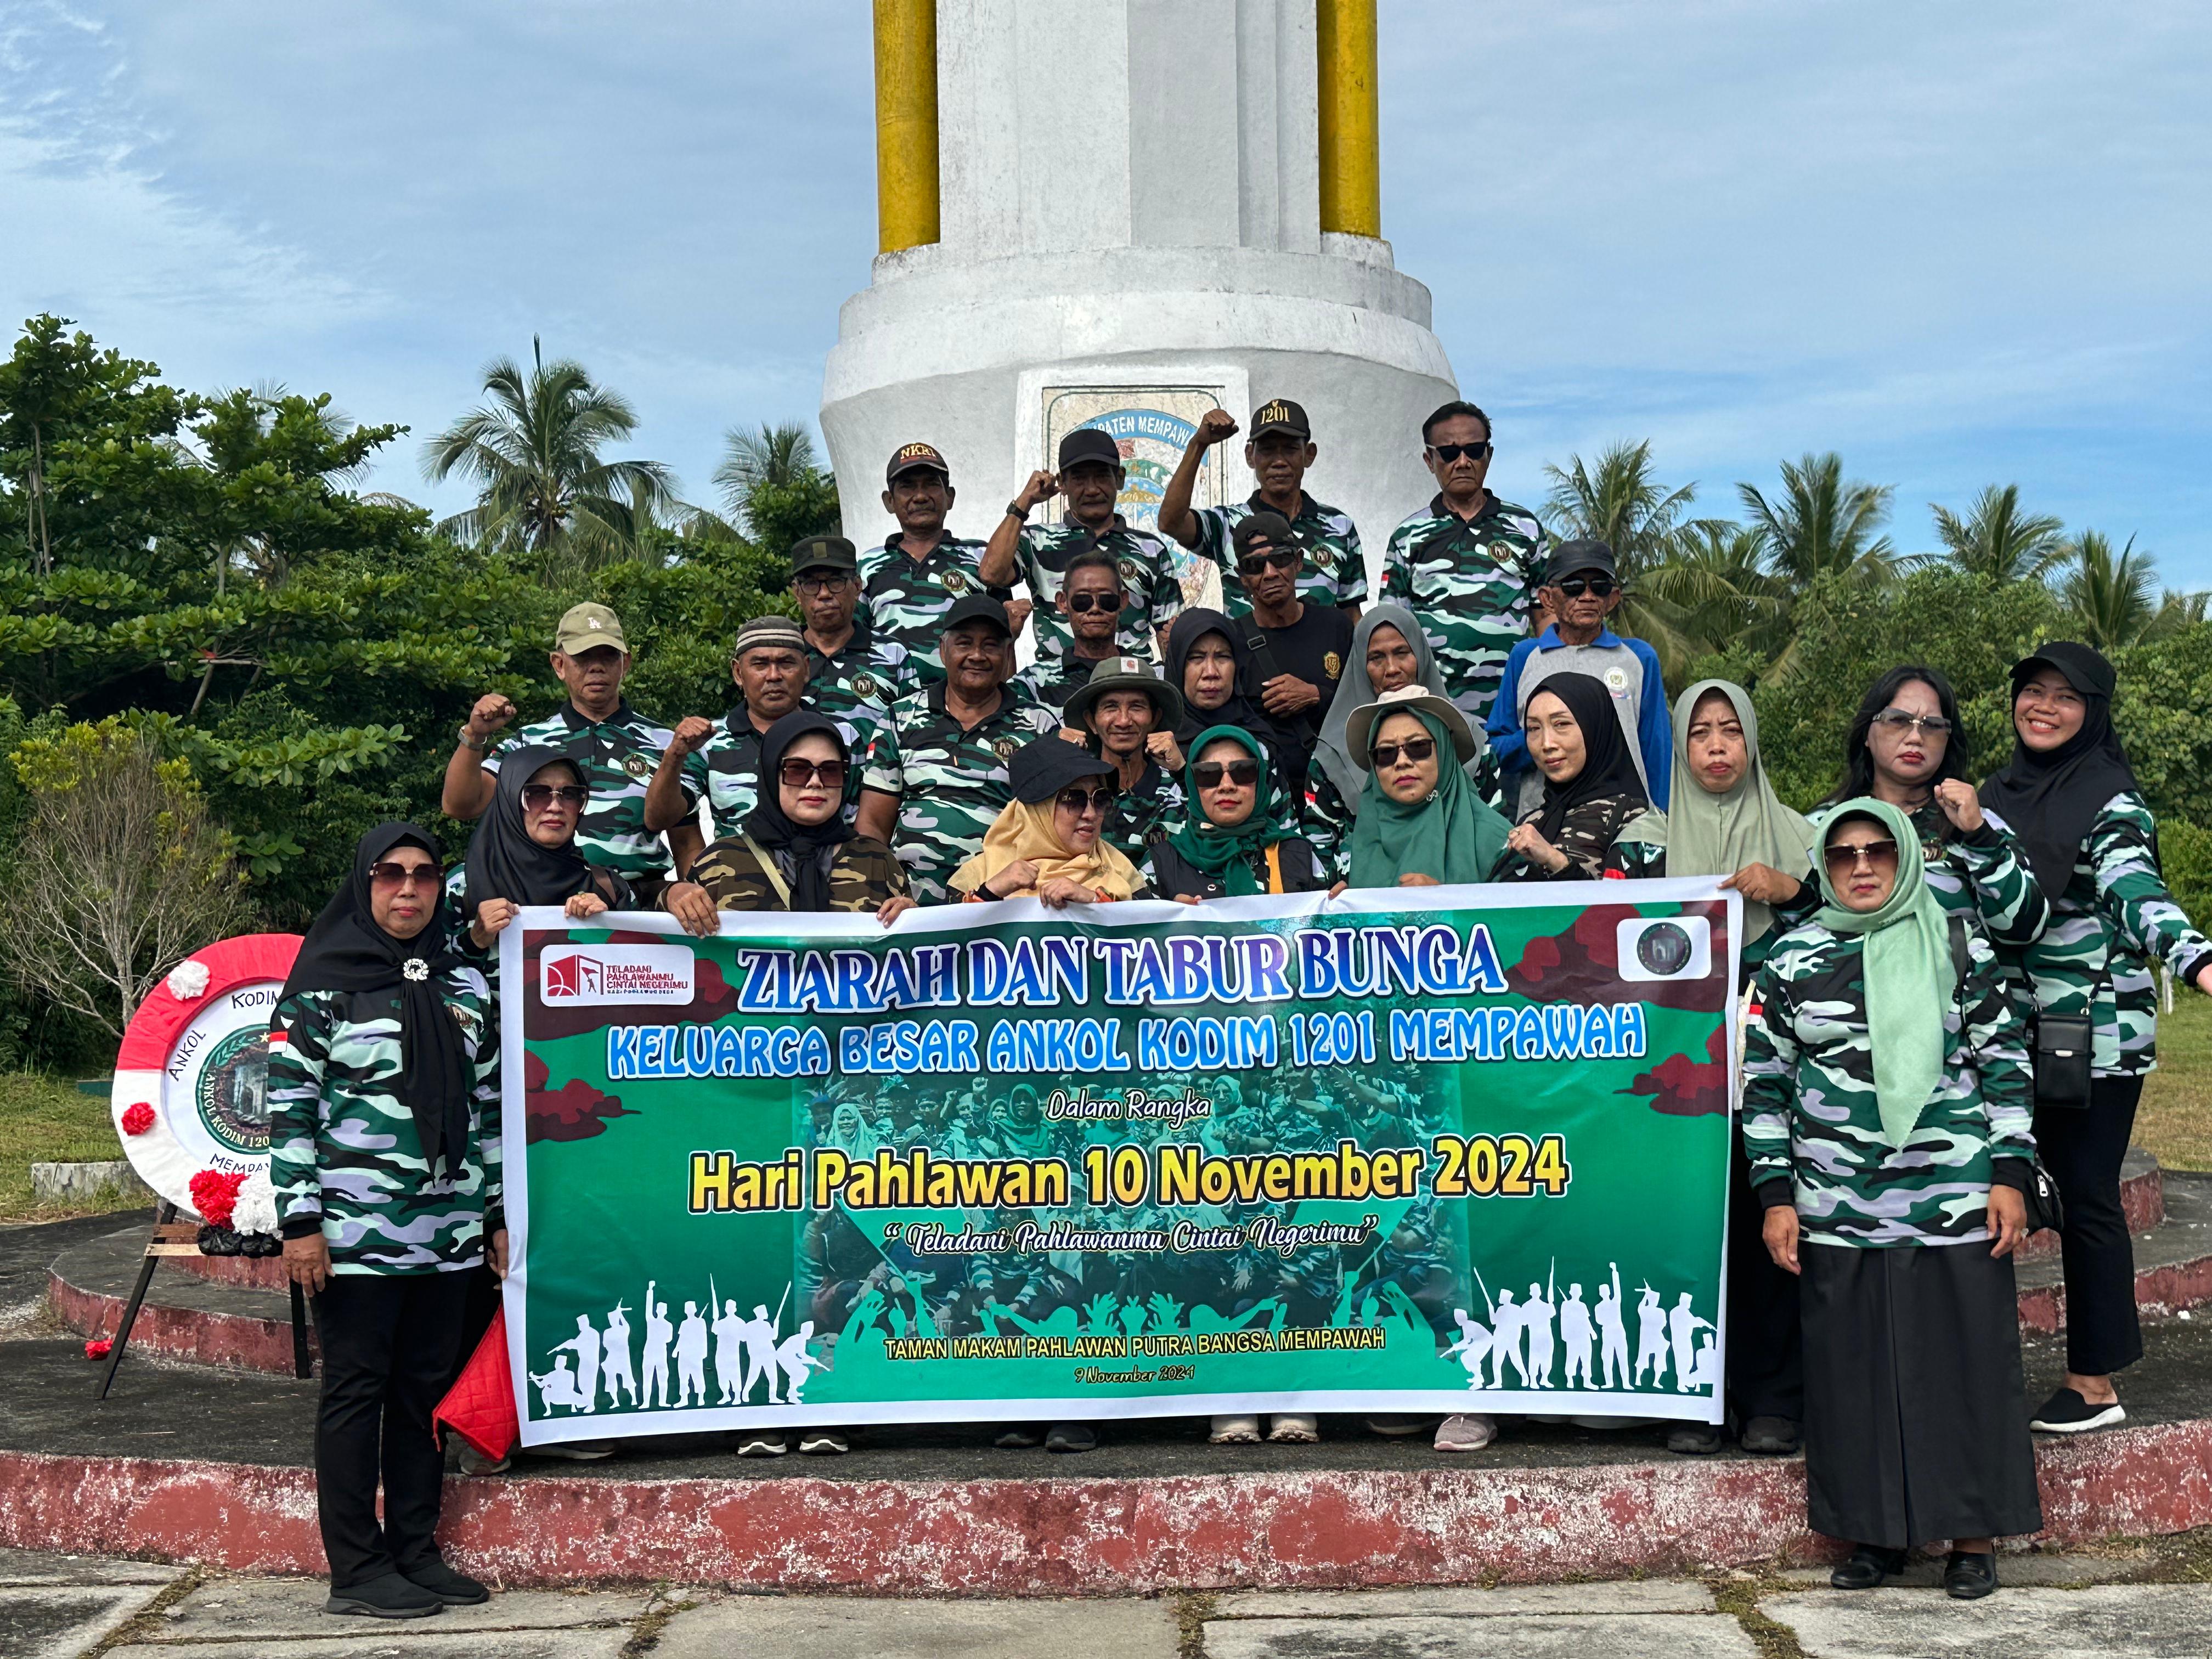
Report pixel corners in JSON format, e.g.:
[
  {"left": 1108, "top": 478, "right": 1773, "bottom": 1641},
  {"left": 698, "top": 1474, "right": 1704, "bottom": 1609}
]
[
  {"left": 794, "top": 573, "right": 854, "bottom": 595},
  {"left": 1236, "top": 546, "right": 1300, "bottom": 577},
  {"left": 1428, "top": 441, "right": 1491, "bottom": 463},
  {"left": 1871, "top": 709, "right": 1954, "bottom": 736},
  {"left": 1065, "top": 590, "right": 1123, "bottom": 614},
  {"left": 1192, "top": 759, "right": 1261, "bottom": 789},
  {"left": 368, "top": 860, "right": 441, "bottom": 889},
  {"left": 1553, "top": 575, "right": 1616, "bottom": 598},
  {"left": 1823, "top": 838, "right": 1900, "bottom": 873},
  {"left": 1372, "top": 737, "right": 1437, "bottom": 767},
  {"left": 520, "top": 785, "right": 589, "bottom": 810},
  {"left": 778, "top": 759, "right": 848, "bottom": 788},
  {"left": 1054, "top": 786, "right": 1116, "bottom": 814}
]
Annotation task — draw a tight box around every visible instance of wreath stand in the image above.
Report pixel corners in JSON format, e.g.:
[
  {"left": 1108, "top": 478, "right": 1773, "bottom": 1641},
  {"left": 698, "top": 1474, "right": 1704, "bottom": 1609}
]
[{"left": 95, "top": 1201, "right": 312, "bottom": 1399}]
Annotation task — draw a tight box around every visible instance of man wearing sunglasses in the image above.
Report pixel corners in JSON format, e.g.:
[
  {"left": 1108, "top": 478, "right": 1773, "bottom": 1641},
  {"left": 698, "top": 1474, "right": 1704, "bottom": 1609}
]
[
  {"left": 1234, "top": 512, "right": 1352, "bottom": 791},
  {"left": 981, "top": 427, "right": 1183, "bottom": 672},
  {"left": 791, "top": 534, "right": 916, "bottom": 726},
  {"left": 1380, "top": 401, "right": 1551, "bottom": 752},
  {"left": 856, "top": 442, "right": 1024, "bottom": 684},
  {"left": 442, "top": 602, "right": 698, "bottom": 905},
  {"left": 1012, "top": 547, "right": 1132, "bottom": 715},
  {"left": 1158, "top": 399, "right": 1367, "bottom": 620},
  {"left": 1487, "top": 540, "right": 1671, "bottom": 818}
]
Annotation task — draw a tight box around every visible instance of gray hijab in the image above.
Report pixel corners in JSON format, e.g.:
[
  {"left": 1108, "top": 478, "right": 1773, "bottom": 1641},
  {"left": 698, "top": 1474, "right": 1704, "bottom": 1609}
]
[{"left": 1312, "top": 602, "right": 1484, "bottom": 810}]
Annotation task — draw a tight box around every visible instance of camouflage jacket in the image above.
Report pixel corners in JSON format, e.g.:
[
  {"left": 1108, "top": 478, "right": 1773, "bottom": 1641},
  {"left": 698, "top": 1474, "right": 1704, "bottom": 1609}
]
[
  {"left": 805, "top": 623, "right": 917, "bottom": 727},
  {"left": 1602, "top": 837, "right": 1818, "bottom": 970},
  {"left": 861, "top": 682, "right": 1061, "bottom": 903},
  {"left": 1306, "top": 767, "right": 1353, "bottom": 882},
  {"left": 1011, "top": 653, "right": 1113, "bottom": 718},
  {"left": 1807, "top": 800, "right": 2049, "bottom": 952},
  {"left": 1378, "top": 493, "right": 1550, "bottom": 731},
  {"left": 267, "top": 970, "right": 500, "bottom": 1274},
  {"left": 1999, "top": 791, "right": 2212, "bottom": 1077},
  {"left": 1193, "top": 490, "right": 1367, "bottom": 617},
  {"left": 668, "top": 833, "right": 907, "bottom": 914},
  {"left": 1014, "top": 518, "right": 1183, "bottom": 667},
  {"left": 1107, "top": 758, "right": 1186, "bottom": 865},
  {"left": 856, "top": 534, "right": 997, "bottom": 683},
  {"left": 1497, "top": 789, "right": 1643, "bottom": 884},
  {"left": 484, "top": 700, "right": 674, "bottom": 879},
  {"left": 679, "top": 703, "right": 879, "bottom": 842},
  {"left": 1743, "top": 918, "right": 2034, "bottom": 1247}
]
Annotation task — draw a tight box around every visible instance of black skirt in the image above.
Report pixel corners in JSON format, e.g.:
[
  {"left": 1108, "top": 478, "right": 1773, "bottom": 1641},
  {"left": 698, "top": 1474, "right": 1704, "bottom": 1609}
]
[{"left": 1800, "top": 1241, "right": 2043, "bottom": 1549}]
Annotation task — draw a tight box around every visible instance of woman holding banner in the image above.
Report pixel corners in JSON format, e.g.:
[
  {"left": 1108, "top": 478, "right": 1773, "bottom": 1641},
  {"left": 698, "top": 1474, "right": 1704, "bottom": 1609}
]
[
  {"left": 1146, "top": 726, "right": 1323, "bottom": 904},
  {"left": 950, "top": 737, "right": 1150, "bottom": 906},
  {"left": 1499, "top": 672, "right": 1648, "bottom": 883},
  {"left": 459, "top": 749, "right": 631, "bottom": 961},
  {"left": 1744, "top": 799, "right": 2039, "bottom": 1599}
]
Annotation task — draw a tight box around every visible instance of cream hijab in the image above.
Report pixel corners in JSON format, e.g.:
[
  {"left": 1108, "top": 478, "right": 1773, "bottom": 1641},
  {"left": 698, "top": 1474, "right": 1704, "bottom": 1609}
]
[{"left": 950, "top": 798, "right": 1144, "bottom": 901}]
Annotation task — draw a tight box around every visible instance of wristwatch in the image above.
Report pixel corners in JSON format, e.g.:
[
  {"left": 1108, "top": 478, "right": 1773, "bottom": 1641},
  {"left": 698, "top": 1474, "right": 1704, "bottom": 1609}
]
[
  {"left": 1004, "top": 501, "right": 1029, "bottom": 523},
  {"left": 458, "top": 724, "right": 492, "bottom": 751}
]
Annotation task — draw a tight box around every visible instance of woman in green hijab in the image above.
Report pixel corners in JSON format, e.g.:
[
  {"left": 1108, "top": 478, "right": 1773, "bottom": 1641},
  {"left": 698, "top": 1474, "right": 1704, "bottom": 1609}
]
[
  {"left": 1341, "top": 687, "right": 1509, "bottom": 890},
  {"left": 1147, "top": 725, "right": 1324, "bottom": 901},
  {"left": 1740, "top": 797, "right": 2040, "bottom": 1599}
]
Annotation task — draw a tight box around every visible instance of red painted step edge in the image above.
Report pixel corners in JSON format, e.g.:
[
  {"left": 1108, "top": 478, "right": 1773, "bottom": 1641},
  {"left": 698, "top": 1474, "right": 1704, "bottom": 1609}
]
[{"left": 2, "top": 1423, "right": 2207, "bottom": 1594}]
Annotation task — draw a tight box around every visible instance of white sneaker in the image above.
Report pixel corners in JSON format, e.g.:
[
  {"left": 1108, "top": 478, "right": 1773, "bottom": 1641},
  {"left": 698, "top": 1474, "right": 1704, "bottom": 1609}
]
[
  {"left": 1209, "top": 1414, "right": 1262, "bottom": 1444},
  {"left": 1433, "top": 1413, "right": 1498, "bottom": 1453}
]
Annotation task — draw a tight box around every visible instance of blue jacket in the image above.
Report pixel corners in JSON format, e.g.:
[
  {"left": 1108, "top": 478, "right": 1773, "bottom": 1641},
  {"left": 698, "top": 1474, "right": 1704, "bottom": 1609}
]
[{"left": 1486, "top": 627, "right": 1671, "bottom": 810}]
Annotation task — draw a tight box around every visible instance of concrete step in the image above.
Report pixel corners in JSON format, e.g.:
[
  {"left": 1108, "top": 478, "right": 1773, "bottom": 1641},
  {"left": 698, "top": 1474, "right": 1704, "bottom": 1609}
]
[{"left": 2016, "top": 1168, "right": 2212, "bottom": 1335}]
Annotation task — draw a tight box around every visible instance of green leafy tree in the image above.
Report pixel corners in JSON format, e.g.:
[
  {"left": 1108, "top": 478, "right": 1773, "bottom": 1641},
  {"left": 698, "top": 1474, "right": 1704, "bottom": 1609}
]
[
  {"left": 712, "top": 420, "right": 839, "bottom": 557},
  {"left": 1928, "top": 484, "right": 2068, "bottom": 584}
]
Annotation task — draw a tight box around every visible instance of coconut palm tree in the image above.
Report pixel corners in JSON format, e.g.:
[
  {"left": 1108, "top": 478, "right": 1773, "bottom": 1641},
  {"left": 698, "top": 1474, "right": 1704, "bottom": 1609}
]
[
  {"left": 2059, "top": 531, "right": 2161, "bottom": 650},
  {"left": 1929, "top": 484, "right": 2068, "bottom": 584},
  {"left": 714, "top": 422, "right": 820, "bottom": 529},
  {"left": 1541, "top": 441, "right": 1700, "bottom": 670},
  {"left": 1638, "top": 520, "right": 1787, "bottom": 673},
  {"left": 421, "top": 338, "right": 675, "bottom": 572},
  {"left": 1737, "top": 453, "right": 1896, "bottom": 587}
]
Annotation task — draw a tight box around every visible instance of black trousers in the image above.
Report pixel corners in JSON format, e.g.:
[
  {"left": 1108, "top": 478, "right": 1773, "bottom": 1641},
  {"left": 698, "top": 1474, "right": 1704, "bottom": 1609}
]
[
  {"left": 310, "top": 1272, "right": 471, "bottom": 1588},
  {"left": 1725, "top": 1127, "right": 1802, "bottom": 1423},
  {"left": 2036, "top": 1073, "right": 2145, "bottom": 1376}
]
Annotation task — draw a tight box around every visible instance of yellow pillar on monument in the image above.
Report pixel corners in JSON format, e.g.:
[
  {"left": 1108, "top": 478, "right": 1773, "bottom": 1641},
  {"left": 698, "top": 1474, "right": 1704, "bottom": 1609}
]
[
  {"left": 873, "top": 0, "right": 940, "bottom": 254},
  {"left": 1317, "top": 0, "right": 1381, "bottom": 238}
]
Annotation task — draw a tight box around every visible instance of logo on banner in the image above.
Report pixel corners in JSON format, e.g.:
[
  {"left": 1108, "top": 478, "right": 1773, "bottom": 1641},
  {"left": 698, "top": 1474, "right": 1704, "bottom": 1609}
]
[{"left": 541, "top": 945, "right": 696, "bottom": 1005}]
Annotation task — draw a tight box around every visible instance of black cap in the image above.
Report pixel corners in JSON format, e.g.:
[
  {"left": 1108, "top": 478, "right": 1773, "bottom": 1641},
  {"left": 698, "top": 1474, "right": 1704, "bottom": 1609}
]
[
  {"left": 1057, "top": 428, "right": 1122, "bottom": 472},
  {"left": 1545, "top": 539, "right": 1618, "bottom": 584},
  {"left": 1008, "top": 735, "right": 1114, "bottom": 804},
  {"left": 940, "top": 594, "right": 1012, "bottom": 636},
  {"left": 885, "top": 442, "right": 950, "bottom": 484},
  {"left": 1231, "top": 511, "right": 1300, "bottom": 560},
  {"left": 1250, "top": 398, "right": 1311, "bottom": 439},
  {"left": 789, "top": 534, "right": 857, "bottom": 575}
]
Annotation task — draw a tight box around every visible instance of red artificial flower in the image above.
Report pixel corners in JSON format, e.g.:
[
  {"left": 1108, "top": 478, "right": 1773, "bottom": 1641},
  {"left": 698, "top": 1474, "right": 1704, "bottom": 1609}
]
[
  {"left": 84, "top": 1339, "right": 112, "bottom": 1361},
  {"left": 188, "top": 1167, "right": 249, "bottom": 1229},
  {"left": 121, "top": 1103, "right": 156, "bottom": 1136}
]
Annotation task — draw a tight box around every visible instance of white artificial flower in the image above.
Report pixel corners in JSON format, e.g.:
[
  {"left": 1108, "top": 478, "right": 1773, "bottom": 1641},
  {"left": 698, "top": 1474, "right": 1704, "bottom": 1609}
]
[
  {"left": 232, "top": 1170, "right": 279, "bottom": 1237},
  {"left": 403, "top": 958, "right": 431, "bottom": 983},
  {"left": 165, "top": 961, "right": 211, "bottom": 1001}
]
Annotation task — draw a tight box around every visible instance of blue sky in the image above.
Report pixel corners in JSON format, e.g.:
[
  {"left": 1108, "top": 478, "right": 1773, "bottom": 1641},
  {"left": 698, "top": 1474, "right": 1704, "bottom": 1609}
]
[{"left": 5, "top": 2, "right": 2208, "bottom": 582}]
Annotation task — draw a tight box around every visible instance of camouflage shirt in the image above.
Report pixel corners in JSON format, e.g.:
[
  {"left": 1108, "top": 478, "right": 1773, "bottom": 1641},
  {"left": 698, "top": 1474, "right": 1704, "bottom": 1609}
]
[
  {"left": 267, "top": 970, "right": 500, "bottom": 1275},
  {"left": 1192, "top": 490, "right": 1367, "bottom": 618},
  {"left": 861, "top": 682, "right": 1060, "bottom": 903},
  {"left": 1497, "top": 789, "right": 1644, "bottom": 884},
  {"left": 1013, "top": 518, "right": 1183, "bottom": 667},
  {"left": 1743, "top": 918, "right": 2034, "bottom": 1247},
  {"left": 1306, "top": 768, "right": 1353, "bottom": 883},
  {"left": 484, "top": 700, "right": 675, "bottom": 879},
  {"left": 1379, "top": 493, "right": 1550, "bottom": 731},
  {"left": 678, "top": 703, "right": 878, "bottom": 842},
  {"left": 1012, "top": 652, "right": 1120, "bottom": 718},
  {"left": 804, "top": 622, "right": 917, "bottom": 727},
  {"left": 1108, "top": 758, "right": 1186, "bottom": 865},
  {"left": 2000, "top": 791, "right": 2212, "bottom": 1077},
  {"left": 1808, "top": 802, "right": 2049, "bottom": 952},
  {"left": 668, "top": 833, "right": 907, "bottom": 915},
  {"left": 856, "top": 534, "right": 996, "bottom": 684}
]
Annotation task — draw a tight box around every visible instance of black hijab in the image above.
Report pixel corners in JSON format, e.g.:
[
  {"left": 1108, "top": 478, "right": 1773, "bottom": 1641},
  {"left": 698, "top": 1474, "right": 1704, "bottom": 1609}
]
[
  {"left": 1979, "top": 641, "right": 2140, "bottom": 899},
  {"left": 743, "top": 712, "right": 856, "bottom": 912},
  {"left": 281, "top": 822, "right": 473, "bottom": 1180},
  {"left": 461, "top": 748, "right": 599, "bottom": 922},
  {"left": 1166, "top": 608, "right": 1282, "bottom": 752},
  {"left": 1527, "top": 670, "right": 1649, "bottom": 844}
]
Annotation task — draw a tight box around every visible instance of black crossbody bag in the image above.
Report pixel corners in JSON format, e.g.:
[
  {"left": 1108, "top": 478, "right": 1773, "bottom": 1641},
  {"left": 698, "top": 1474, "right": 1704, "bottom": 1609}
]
[{"left": 1948, "top": 916, "right": 2064, "bottom": 1235}]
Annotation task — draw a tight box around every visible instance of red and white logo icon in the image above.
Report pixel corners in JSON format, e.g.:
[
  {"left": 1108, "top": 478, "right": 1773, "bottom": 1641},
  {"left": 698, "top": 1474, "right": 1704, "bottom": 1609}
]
[{"left": 539, "top": 944, "right": 695, "bottom": 1006}]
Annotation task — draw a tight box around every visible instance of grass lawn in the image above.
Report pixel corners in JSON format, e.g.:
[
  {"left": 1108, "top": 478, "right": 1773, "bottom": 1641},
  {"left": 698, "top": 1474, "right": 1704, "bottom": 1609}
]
[
  {"left": 2138, "top": 990, "right": 2212, "bottom": 1173},
  {"left": 0, "top": 1073, "right": 144, "bottom": 1222}
]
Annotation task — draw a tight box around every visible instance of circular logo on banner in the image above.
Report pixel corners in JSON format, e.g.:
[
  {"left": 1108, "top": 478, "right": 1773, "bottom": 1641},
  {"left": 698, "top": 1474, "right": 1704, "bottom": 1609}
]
[{"left": 191, "top": 1025, "right": 273, "bottom": 1155}]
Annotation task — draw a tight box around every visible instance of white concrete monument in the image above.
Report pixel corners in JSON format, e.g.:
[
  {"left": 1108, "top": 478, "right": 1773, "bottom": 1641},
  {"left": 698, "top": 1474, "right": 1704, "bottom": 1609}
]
[{"left": 820, "top": 0, "right": 1458, "bottom": 596}]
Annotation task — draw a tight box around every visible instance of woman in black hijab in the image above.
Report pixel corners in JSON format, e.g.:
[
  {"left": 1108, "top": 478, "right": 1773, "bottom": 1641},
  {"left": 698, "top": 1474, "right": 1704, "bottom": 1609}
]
[
  {"left": 1979, "top": 642, "right": 2212, "bottom": 1437},
  {"left": 1499, "top": 670, "right": 1650, "bottom": 881},
  {"left": 1158, "top": 609, "right": 1294, "bottom": 800},
  {"left": 268, "top": 822, "right": 502, "bottom": 1618},
  {"left": 462, "top": 748, "right": 629, "bottom": 955}
]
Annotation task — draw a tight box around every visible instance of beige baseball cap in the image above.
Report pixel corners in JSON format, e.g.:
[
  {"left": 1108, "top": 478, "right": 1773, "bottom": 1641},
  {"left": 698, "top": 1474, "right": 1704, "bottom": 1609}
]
[{"left": 554, "top": 603, "right": 628, "bottom": 654}]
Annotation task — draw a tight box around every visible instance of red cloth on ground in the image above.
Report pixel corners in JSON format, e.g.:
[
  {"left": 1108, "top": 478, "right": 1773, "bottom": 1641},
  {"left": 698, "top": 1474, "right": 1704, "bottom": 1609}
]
[{"left": 432, "top": 1305, "right": 517, "bottom": 1461}]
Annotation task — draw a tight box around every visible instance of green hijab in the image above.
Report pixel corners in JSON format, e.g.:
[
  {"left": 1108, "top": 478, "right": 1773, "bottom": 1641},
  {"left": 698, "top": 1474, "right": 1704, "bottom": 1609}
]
[
  {"left": 1814, "top": 797, "right": 1955, "bottom": 1150},
  {"left": 1165, "top": 725, "right": 1294, "bottom": 896},
  {"left": 1347, "top": 710, "right": 1510, "bottom": 889}
]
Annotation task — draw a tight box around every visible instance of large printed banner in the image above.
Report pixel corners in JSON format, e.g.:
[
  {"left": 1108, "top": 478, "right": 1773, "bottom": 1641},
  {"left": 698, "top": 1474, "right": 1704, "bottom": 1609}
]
[{"left": 499, "top": 882, "right": 1740, "bottom": 1443}]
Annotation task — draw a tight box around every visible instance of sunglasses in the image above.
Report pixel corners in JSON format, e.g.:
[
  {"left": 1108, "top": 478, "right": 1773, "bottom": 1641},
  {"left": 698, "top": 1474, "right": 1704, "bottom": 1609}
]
[
  {"left": 778, "top": 759, "right": 848, "bottom": 788},
  {"left": 1372, "top": 737, "right": 1437, "bottom": 767},
  {"left": 794, "top": 573, "right": 854, "bottom": 595},
  {"left": 368, "top": 860, "right": 442, "bottom": 889},
  {"left": 1054, "top": 786, "right": 1116, "bottom": 814},
  {"left": 1065, "top": 590, "right": 1124, "bottom": 614},
  {"left": 1824, "top": 838, "right": 1900, "bottom": 873},
  {"left": 1871, "top": 709, "right": 1954, "bottom": 736},
  {"left": 1236, "top": 547, "right": 1300, "bottom": 577},
  {"left": 1553, "top": 575, "right": 1616, "bottom": 598},
  {"left": 1429, "top": 441, "right": 1491, "bottom": 463},
  {"left": 520, "top": 784, "right": 589, "bottom": 810},
  {"left": 1193, "top": 759, "right": 1261, "bottom": 789}
]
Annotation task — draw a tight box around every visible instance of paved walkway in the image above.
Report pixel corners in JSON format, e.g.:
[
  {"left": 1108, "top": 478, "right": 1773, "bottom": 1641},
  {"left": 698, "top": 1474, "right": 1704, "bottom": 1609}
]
[{"left": 7, "top": 1544, "right": 2211, "bottom": 1659}]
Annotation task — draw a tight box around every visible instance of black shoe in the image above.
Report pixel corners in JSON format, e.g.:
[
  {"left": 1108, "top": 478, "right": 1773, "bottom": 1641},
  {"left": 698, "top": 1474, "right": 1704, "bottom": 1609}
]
[
  {"left": 736, "top": 1430, "right": 789, "bottom": 1457},
  {"left": 325, "top": 1572, "right": 444, "bottom": 1618},
  {"left": 1740, "top": 1415, "right": 1801, "bottom": 1455},
  {"left": 402, "top": 1559, "right": 490, "bottom": 1605},
  {"left": 1829, "top": 1545, "right": 1906, "bottom": 1590},
  {"left": 1045, "top": 1421, "right": 1098, "bottom": 1453},
  {"left": 2029, "top": 1387, "right": 2125, "bottom": 1434},
  {"left": 797, "top": 1427, "right": 850, "bottom": 1455},
  {"left": 1945, "top": 1549, "right": 1999, "bottom": 1599},
  {"left": 1666, "top": 1423, "right": 1723, "bottom": 1455}
]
